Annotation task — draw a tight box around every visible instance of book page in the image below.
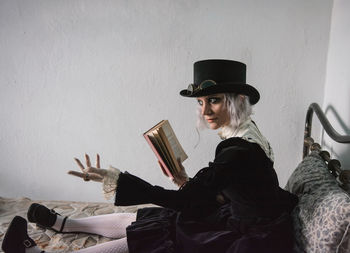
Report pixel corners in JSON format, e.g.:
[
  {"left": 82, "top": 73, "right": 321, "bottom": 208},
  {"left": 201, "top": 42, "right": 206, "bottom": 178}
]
[
  {"left": 144, "top": 120, "right": 165, "bottom": 135},
  {"left": 152, "top": 130, "right": 176, "bottom": 174},
  {"left": 161, "top": 120, "right": 188, "bottom": 163},
  {"left": 158, "top": 127, "right": 181, "bottom": 174},
  {"left": 145, "top": 133, "right": 173, "bottom": 178}
]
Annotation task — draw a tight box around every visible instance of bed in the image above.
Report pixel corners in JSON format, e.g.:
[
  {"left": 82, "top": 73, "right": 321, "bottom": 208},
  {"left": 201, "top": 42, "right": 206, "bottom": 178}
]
[
  {"left": 285, "top": 103, "right": 350, "bottom": 253},
  {"left": 0, "top": 103, "right": 349, "bottom": 253},
  {"left": 0, "top": 197, "right": 153, "bottom": 252}
]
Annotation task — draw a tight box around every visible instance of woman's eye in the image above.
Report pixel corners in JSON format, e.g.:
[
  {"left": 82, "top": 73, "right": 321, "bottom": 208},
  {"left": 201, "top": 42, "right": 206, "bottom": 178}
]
[
  {"left": 209, "top": 97, "right": 221, "bottom": 104},
  {"left": 197, "top": 100, "right": 203, "bottom": 106}
]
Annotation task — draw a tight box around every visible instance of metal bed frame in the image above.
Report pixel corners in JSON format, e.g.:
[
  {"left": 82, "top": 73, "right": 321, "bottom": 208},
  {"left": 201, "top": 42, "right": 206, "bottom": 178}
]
[{"left": 303, "top": 103, "right": 350, "bottom": 186}]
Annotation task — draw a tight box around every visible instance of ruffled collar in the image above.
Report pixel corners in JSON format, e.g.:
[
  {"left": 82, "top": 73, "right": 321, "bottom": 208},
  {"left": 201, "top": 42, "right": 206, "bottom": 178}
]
[
  {"left": 218, "top": 118, "right": 274, "bottom": 162},
  {"left": 218, "top": 118, "right": 252, "bottom": 140}
]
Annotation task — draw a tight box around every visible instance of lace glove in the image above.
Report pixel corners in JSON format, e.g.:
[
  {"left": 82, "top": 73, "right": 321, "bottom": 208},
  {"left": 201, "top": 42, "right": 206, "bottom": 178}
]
[
  {"left": 68, "top": 154, "right": 121, "bottom": 200},
  {"left": 102, "top": 166, "right": 121, "bottom": 200}
]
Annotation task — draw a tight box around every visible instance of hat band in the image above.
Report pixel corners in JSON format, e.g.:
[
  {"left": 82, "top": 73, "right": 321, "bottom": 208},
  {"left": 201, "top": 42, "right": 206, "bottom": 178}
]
[{"left": 187, "top": 80, "right": 217, "bottom": 95}]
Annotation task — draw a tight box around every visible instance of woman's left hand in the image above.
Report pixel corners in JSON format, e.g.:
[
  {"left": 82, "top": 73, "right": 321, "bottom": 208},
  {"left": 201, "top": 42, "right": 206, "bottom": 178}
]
[
  {"left": 68, "top": 154, "right": 107, "bottom": 182},
  {"left": 173, "top": 158, "right": 189, "bottom": 187}
]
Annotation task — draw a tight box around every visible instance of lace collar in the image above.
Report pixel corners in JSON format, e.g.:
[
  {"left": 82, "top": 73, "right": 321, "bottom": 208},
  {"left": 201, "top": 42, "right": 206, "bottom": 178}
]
[{"left": 218, "top": 118, "right": 274, "bottom": 162}]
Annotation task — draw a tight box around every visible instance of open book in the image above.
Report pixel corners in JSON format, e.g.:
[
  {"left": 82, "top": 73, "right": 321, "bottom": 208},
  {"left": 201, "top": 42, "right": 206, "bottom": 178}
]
[{"left": 144, "top": 120, "right": 188, "bottom": 178}]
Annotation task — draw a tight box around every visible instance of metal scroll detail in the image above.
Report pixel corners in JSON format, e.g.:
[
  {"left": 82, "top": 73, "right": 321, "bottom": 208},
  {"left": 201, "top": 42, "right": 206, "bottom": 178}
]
[{"left": 303, "top": 103, "right": 350, "bottom": 158}]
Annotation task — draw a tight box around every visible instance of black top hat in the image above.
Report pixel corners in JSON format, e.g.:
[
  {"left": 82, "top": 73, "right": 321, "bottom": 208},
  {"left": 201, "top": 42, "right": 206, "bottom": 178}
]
[{"left": 180, "top": 59, "right": 260, "bottom": 105}]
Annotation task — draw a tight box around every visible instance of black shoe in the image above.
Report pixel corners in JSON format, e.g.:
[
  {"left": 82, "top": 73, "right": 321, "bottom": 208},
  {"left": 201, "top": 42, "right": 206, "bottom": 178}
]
[
  {"left": 27, "top": 203, "right": 67, "bottom": 233},
  {"left": 1, "top": 216, "right": 39, "bottom": 253}
]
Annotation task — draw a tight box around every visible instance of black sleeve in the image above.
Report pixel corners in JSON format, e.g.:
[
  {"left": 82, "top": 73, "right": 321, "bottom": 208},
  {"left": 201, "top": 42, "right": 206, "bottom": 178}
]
[
  {"left": 114, "top": 172, "right": 187, "bottom": 210},
  {"left": 114, "top": 144, "right": 251, "bottom": 211}
]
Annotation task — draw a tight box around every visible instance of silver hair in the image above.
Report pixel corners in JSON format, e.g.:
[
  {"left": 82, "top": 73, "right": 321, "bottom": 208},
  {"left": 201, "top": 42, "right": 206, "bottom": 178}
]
[{"left": 196, "top": 93, "right": 253, "bottom": 131}]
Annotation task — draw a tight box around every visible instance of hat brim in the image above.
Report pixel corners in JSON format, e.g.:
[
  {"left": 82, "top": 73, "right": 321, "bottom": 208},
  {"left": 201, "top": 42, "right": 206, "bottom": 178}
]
[{"left": 179, "top": 83, "right": 260, "bottom": 105}]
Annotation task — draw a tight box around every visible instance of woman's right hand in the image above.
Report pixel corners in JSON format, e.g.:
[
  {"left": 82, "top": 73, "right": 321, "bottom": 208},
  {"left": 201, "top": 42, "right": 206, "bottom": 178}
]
[
  {"left": 68, "top": 154, "right": 108, "bottom": 182},
  {"left": 68, "top": 153, "right": 121, "bottom": 200}
]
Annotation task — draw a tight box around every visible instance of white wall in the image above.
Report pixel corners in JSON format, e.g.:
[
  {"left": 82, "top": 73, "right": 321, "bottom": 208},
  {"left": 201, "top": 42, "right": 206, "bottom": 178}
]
[
  {"left": 0, "top": 0, "right": 333, "bottom": 202},
  {"left": 323, "top": 0, "right": 350, "bottom": 169}
]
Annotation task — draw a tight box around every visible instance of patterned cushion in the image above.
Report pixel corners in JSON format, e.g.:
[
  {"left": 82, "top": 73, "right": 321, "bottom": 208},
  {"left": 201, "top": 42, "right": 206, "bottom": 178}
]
[
  {"left": 285, "top": 152, "right": 336, "bottom": 195},
  {"left": 285, "top": 152, "right": 350, "bottom": 253}
]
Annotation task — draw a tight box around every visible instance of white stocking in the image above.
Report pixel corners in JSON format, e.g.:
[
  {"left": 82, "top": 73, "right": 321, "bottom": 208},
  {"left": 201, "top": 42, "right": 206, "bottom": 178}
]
[
  {"left": 52, "top": 213, "right": 136, "bottom": 238},
  {"left": 72, "top": 238, "right": 128, "bottom": 253},
  {"left": 26, "top": 237, "right": 129, "bottom": 253}
]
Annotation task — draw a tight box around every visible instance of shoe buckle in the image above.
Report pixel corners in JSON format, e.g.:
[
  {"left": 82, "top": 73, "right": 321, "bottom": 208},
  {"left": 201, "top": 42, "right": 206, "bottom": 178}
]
[{"left": 23, "top": 239, "right": 32, "bottom": 248}]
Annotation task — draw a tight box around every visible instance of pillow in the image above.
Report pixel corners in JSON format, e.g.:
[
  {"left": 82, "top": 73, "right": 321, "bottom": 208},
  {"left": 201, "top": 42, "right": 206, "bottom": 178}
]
[
  {"left": 285, "top": 152, "right": 336, "bottom": 195},
  {"left": 285, "top": 151, "right": 350, "bottom": 253}
]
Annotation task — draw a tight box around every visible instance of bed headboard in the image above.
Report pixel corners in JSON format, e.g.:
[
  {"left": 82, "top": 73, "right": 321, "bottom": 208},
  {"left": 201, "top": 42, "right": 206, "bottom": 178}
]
[
  {"left": 302, "top": 102, "right": 350, "bottom": 188},
  {"left": 285, "top": 103, "right": 350, "bottom": 253}
]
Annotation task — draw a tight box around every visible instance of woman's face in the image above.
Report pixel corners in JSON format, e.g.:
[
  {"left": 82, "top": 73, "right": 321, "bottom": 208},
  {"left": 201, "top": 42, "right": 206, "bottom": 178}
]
[{"left": 197, "top": 93, "right": 230, "bottom": 129}]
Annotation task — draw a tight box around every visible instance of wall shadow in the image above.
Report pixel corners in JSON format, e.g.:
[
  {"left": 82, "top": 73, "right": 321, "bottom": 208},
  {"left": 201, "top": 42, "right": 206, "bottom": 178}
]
[{"left": 320, "top": 104, "right": 350, "bottom": 170}]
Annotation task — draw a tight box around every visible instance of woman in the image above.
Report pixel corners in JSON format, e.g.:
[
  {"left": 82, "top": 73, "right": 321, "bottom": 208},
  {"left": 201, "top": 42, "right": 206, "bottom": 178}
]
[{"left": 2, "top": 59, "right": 298, "bottom": 253}]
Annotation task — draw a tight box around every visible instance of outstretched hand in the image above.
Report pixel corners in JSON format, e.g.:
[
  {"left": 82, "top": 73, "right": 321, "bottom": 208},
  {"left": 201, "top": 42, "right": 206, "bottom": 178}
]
[{"left": 68, "top": 154, "right": 107, "bottom": 182}]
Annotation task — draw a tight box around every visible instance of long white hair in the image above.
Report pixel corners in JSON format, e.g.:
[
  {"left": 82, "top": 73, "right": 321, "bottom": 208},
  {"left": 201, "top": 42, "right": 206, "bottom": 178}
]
[{"left": 196, "top": 93, "right": 253, "bottom": 131}]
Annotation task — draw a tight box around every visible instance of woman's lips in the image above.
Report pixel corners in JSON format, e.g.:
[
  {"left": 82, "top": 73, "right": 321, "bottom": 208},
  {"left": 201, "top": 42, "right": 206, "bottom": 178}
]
[{"left": 207, "top": 118, "right": 217, "bottom": 123}]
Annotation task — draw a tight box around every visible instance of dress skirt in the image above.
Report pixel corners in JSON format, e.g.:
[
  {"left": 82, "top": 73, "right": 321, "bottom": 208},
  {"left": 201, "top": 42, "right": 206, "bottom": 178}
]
[{"left": 125, "top": 204, "right": 295, "bottom": 253}]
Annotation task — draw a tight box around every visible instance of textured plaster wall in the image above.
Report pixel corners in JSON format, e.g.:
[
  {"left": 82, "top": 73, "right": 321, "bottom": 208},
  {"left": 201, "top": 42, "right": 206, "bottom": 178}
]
[
  {"left": 0, "top": 0, "right": 332, "bottom": 202},
  {"left": 322, "top": 0, "right": 350, "bottom": 170}
]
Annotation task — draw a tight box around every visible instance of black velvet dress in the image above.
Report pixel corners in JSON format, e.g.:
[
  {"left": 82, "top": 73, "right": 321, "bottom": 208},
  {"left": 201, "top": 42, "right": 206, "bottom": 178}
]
[{"left": 114, "top": 137, "right": 298, "bottom": 253}]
